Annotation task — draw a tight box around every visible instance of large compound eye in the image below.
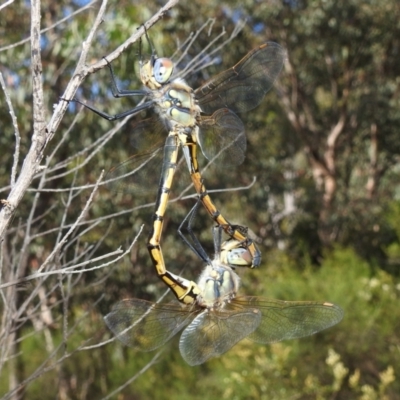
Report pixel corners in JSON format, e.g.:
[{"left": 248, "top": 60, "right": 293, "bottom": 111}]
[
  {"left": 153, "top": 58, "right": 173, "bottom": 83},
  {"left": 226, "top": 248, "right": 253, "bottom": 268}
]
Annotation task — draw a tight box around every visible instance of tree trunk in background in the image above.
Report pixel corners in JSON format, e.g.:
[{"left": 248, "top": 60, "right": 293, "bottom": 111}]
[{"left": 279, "top": 53, "right": 349, "bottom": 246}]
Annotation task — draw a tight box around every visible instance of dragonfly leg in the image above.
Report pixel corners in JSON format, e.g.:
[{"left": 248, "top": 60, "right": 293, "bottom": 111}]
[
  {"left": 61, "top": 57, "right": 153, "bottom": 121},
  {"left": 65, "top": 97, "right": 154, "bottom": 121},
  {"left": 196, "top": 176, "right": 261, "bottom": 267},
  {"left": 147, "top": 132, "right": 201, "bottom": 305},
  {"left": 181, "top": 138, "right": 262, "bottom": 268},
  {"left": 177, "top": 199, "right": 213, "bottom": 265},
  {"left": 103, "top": 57, "right": 150, "bottom": 98}
]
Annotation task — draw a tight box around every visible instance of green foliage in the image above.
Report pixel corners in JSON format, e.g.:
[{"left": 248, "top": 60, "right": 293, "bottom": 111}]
[
  {"left": 101, "top": 248, "right": 400, "bottom": 400},
  {"left": 2, "top": 0, "right": 400, "bottom": 398},
  {"left": 1, "top": 247, "right": 398, "bottom": 399}
]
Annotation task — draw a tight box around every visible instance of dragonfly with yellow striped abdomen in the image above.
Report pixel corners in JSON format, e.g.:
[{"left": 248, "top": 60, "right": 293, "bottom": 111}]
[
  {"left": 67, "top": 29, "right": 285, "bottom": 304},
  {"left": 104, "top": 202, "right": 343, "bottom": 366}
]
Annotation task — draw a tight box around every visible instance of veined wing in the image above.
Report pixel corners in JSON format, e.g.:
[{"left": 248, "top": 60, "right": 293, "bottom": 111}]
[
  {"left": 197, "top": 108, "right": 246, "bottom": 166},
  {"left": 105, "top": 146, "right": 163, "bottom": 196},
  {"left": 231, "top": 297, "right": 343, "bottom": 343},
  {"left": 105, "top": 117, "right": 166, "bottom": 196},
  {"left": 105, "top": 117, "right": 189, "bottom": 198},
  {"left": 195, "top": 42, "right": 285, "bottom": 115},
  {"left": 128, "top": 116, "right": 168, "bottom": 152},
  {"left": 179, "top": 307, "right": 261, "bottom": 366},
  {"left": 104, "top": 299, "right": 193, "bottom": 351}
]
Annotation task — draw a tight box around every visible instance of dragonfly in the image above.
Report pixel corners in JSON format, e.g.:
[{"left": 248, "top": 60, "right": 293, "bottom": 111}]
[
  {"left": 68, "top": 29, "right": 285, "bottom": 304},
  {"left": 104, "top": 202, "right": 344, "bottom": 366}
]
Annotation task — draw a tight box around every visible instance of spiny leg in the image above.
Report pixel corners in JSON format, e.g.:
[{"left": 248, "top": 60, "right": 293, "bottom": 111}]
[
  {"left": 69, "top": 97, "right": 154, "bottom": 121},
  {"left": 178, "top": 199, "right": 212, "bottom": 265},
  {"left": 61, "top": 56, "right": 154, "bottom": 121}
]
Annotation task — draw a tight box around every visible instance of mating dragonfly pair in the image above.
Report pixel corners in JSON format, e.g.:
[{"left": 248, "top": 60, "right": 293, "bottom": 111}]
[
  {"left": 105, "top": 201, "right": 343, "bottom": 366},
  {"left": 68, "top": 29, "right": 343, "bottom": 365}
]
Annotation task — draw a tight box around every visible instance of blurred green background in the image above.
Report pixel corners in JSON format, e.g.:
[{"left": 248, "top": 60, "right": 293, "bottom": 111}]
[{"left": 0, "top": 0, "right": 399, "bottom": 398}]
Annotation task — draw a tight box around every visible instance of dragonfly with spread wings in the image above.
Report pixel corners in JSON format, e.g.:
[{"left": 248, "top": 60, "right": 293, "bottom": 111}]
[
  {"left": 68, "top": 30, "right": 285, "bottom": 305},
  {"left": 104, "top": 201, "right": 344, "bottom": 366}
]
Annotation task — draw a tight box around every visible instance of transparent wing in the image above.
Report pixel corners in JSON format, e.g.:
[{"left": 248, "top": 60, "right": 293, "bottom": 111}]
[
  {"left": 195, "top": 42, "right": 285, "bottom": 115},
  {"left": 128, "top": 116, "right": 168, "bottom": 152},
  {"left": 105, "top": 117, "right": 166, "bottom": 197},
  {"left": 105, "top": 119, "right": 190, "bottom": 199},
  {"left": 231, "top": 297, "right": 343, "bottom": 343},
  {"left": 197, "top": 108, "right": 246, "bottom": 166},
  {"left": 104, "top": 299, "right": 193, "bottom": 351},
  {"left": 105, "top": 146, "right": 164, "bottom": 197},
  {"left": 179, "top": 308, "right": 261, "bottom": 366}
]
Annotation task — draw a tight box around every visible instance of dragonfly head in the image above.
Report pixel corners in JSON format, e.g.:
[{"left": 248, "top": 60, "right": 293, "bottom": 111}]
[
  {"left": 220, "top": 239, "right": 253, "bottom": 269},
  {"left": 140, "top": 56, "right": 174, "bottom": 90}
]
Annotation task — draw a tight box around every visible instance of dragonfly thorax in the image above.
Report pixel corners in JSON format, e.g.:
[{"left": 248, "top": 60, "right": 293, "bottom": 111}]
[
  {"left": 139, "top": 54, "right": 201, "bottom": 131},
  {"left": 196, "top": 263, "right": 240, "bottom": 309},
  {"left": 153, "top": 79, "right": 201, "bottom": 129}
]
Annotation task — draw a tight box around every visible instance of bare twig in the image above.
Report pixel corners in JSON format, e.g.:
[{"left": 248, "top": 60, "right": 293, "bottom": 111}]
[
  {"left": 0, "top": 0, "right": 14, "bottom": 12},
  {"left": 38, "top": 170, "right": 104, "bottom": 273},
  {"left": 0, "top": 0, "right": 98, "bottom": 52},
  {"left": 0, "top": 73, "right": 20, "bottom": 187},
  {"left": 0, "top": 0, "right": 180, "bottom": 239}
]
